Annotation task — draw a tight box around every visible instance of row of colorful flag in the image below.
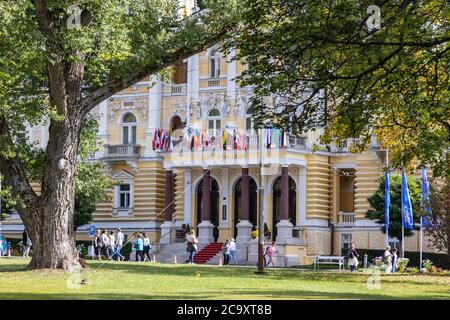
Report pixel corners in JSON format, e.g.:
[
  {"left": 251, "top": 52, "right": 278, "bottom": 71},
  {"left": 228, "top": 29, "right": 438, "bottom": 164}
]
[{"left": 152, "top": 129, "right": 173, "bottom": 152}]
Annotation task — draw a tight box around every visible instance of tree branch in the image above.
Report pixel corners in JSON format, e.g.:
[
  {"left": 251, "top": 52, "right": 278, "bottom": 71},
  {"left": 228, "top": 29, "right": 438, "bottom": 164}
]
[{"left": 0, "top": 115, "right": 39, "bottom": 211}]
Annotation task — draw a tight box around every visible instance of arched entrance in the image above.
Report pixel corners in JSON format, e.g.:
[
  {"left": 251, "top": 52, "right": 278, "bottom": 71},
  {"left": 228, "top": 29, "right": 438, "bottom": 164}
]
[
  {"left": 196, "top": 177, "right": 220, "bottom": 242},
  {"left": 233, "top": 177, "right": 258, "bottom": 237},
  {"left": 272, "top": 176, "right": 296, "bottom": 240}
]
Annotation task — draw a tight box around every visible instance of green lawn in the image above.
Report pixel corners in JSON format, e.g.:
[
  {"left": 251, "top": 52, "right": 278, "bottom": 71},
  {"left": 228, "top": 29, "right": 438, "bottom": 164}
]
[{"left": 0, "top": 258, "right": 449, "bottom": 300}]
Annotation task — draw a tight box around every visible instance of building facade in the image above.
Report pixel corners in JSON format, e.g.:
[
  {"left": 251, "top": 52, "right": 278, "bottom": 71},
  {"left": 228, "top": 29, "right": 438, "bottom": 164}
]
[{"left": 0, "top": 1, "right": 436, "bottom": 265}]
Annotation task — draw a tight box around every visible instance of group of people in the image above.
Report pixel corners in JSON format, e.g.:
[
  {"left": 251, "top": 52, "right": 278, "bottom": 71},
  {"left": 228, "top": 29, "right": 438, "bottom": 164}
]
[
  {"left": 93, "top": 228, "right": 125, "bottom": 261},
  {"left": 133, "top": 233, "right": 153, "bottom": 262},
  {"left": 347, "top": 244, "right": 399, "bottom": 273},
  {"left": 221, "top": 238, "right": 236, "bottom": 265},
  {"left": 383, "top": 245, "right": 399, "bottom": 273}
]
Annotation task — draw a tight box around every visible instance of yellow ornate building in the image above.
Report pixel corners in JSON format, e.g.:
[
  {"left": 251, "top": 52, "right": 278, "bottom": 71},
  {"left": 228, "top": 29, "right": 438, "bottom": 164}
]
[{"left": 1, "top": 0, "right": 436, "bottom": 265}]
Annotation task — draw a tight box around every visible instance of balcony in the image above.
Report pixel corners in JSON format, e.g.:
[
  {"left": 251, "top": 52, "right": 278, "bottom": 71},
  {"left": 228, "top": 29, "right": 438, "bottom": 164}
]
[
  {"left": 162, "top": 83, "right": 187, "bottom": 96},
  {"left": 337, "top": 212, "right": 356, "bottom": 226},
  {"left": 103, "top": 144, "right": 141, "bottom": 161}
]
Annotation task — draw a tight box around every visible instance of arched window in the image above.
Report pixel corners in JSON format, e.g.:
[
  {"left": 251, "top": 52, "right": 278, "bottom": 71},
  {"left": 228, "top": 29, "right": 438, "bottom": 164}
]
[
  {"left": 209, "top": 49, "right": 221, "bottom": 78},
  {"left": 245, "top": 109, "right": 255, "bottom": 134},
  {"left": 208, "top": 109, "right": 221, "bottom": 136},
  {"left": 122, "top": 112, "right": 137, "bottom": 144},
  {"left": 272, "top": 176, "right": 296, "bottom": 239}
]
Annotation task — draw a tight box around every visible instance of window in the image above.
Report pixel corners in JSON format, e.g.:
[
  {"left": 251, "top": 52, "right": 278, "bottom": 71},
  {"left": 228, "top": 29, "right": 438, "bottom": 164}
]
[
  {"left": 119, "top": 184, "right": 131, "bottom": 208},
  {"left": 245, "top": 109, "right": 255, "bottom": 134},
  {"left": 208, "top": 109, "right": 221, "bottom": 136},
  {"left": 209, "top": 49, "right": 221, "bottom": 78},
  {"left": 122, "top": 113, "right": 137, "bottom": 144},
  {"left": 339, "top": 170, "right": 355, "bottom": 212},
  {"left": 388, "top": 238, "right": 400, "bottom": 250},
  {"left": 341, "top": 234, "right": 352, "bottom": 252}
]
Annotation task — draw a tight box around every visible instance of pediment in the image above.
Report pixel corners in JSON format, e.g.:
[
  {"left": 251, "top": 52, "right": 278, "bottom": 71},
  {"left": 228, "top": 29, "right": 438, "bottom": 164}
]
[{"left": 112, "top": 170, "right": 135, "bottom": 180}]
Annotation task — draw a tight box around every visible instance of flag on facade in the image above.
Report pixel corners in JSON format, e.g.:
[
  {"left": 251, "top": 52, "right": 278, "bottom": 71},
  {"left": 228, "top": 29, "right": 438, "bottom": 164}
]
[
  {"left": 421, "top": 166, "right": 433, "bottom": 229},
  {"left": 384, "top": 170, "right": 390, "bottom": 234},
  {"left": 401, "top": 171, "right": 414, "bottom": 230}
]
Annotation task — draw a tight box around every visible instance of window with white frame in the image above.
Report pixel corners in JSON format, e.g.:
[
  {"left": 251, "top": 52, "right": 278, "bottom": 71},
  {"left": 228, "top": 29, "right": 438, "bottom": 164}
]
[
  {"left": 341, "top": 233, "right": 352, "bottom": 253},
  {"left": 388, "top": 238, "right": 400, "bottom": 250},
  {"left": 209, "top": 49, "right": 221, "bottom": 78},
  {"left": 122, "top": 112, "right": 137, "bottom": 145},
  {"left": 245, "top": 109, "right": 255, "bottom": 134},
  {"left": 208, "top": 109, "right": 221, "bottom": 136},
  {"left": 118, "top": 184, "right": 131, "bottom": 208}
]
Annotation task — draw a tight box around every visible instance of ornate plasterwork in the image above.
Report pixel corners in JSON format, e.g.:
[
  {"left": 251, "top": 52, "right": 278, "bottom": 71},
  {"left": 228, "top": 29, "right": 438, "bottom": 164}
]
[
  {"left": 197, "top": 93, "right": 231, "bottom": 119},
  {"left": 168, "top": 99, "right": 188, "bottom": 123},
  {"left": 235, "top": 91, "right": 252, "bottom": 117},
  {"left": 108, "top": 98, "right": 148, "bottom": 122}
]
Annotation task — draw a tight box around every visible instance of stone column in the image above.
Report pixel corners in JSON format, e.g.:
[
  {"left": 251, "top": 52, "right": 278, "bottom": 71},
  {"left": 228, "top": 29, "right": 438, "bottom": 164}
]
[
  {"left": 145, "top": 75, "right": 161, "bottom": 157},
  {"left": 160, "top": 170, "right": 175, "bottom": 245},
  {"left": 198, "top": 168, "right": 214, "bottom": 244},
  {"left": 236, "top": 166, "right": 253, "bottom": 263},
  {"left": 276, "top": 165, "right": 294, "bottom": 244}
]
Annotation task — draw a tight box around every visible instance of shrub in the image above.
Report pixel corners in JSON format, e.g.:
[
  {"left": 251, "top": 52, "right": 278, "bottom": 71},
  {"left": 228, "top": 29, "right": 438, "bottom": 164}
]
[{"left": 397, "top": 258, "right": 409, "bottom": 272}]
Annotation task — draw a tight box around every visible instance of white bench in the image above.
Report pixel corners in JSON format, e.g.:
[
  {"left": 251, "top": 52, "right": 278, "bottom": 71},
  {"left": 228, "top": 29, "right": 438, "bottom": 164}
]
[{"left": 313, "top": 256, "right": 345, "bottom": 271}]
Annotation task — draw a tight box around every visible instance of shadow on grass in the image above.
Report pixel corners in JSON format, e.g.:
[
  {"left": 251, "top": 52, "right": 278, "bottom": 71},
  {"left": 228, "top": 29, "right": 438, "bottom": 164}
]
[{"left": 1, "top": 288, "right": 449, "bottom": 300}]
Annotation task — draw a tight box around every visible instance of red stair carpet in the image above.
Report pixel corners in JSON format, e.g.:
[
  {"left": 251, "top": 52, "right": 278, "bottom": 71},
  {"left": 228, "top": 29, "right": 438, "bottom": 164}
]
[{"left": 193, "top": 242, "right": 223, "bottom": 264}]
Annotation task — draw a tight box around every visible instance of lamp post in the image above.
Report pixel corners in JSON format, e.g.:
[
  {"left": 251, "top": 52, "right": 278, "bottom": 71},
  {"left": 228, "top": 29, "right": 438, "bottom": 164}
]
[{"left": 256, "top": 128, "right": 266, "bottom": 274}]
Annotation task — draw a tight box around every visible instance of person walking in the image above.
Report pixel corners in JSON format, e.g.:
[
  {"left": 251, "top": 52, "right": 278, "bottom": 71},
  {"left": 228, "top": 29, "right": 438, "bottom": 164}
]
[
  {"left": 22, "top": 229, "right": 28, "bottom": 257},
  {"left": 391, "top": 248, "right": 398, "bottom": 273},
  {"left": 267, "top": 242, "right": 277, "bottom": 267},
  {"left": 23, "top": 236, "right": 32, "bottom": 258},
  {"left": 115, "top": 228, "right": 125, "bottom": 261},
  {"left": 94, "top": 229, "right": 102, "bottom": 260},
  {"left": 347, "top": 244, "right": 359, "bottom": 272},
  {"left": 229, "top": 238, "right": 237, "bottom": 264},
  {"left": 99, "top": 229, "right": 109, "bottom": 259},
  {"left": 108, "top": 231, "right": 115, "bottom": 260},
  {"left": 383, "top": 246, "right": 393, "bottom": 273},
  {"left": 134, "top": 234, "right": 144, "bottom": 262},
  {"left": 142, "top": 233, "right": 152, "bottom": 262},
  {"left": 222, "top": 239, "right": 230, "bottom": 265},
  {"left": 185, "top": 230, "right": 198, "bottom": 264}
]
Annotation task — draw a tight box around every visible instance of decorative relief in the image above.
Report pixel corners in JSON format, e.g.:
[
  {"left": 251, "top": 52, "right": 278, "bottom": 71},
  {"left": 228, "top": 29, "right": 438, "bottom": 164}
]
[
  {"left": 108, "top": 98, "right": 149, "bottom": 122},
  {"left": 289, "top": 166, "right": 299, "bottom": 176},
  {"left": 197, "top": 93, "right": 231, "bottom": 119},
  {"left": 235, "top": 92, "right": 251, "bottom": 117}
]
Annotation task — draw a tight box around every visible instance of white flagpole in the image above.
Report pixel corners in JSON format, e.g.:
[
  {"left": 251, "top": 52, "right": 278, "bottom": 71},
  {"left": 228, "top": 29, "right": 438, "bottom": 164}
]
[
  {"left": 385, "top": 149, "right": 389, "bottom": 248},
  {"left": 419, "top": 167, "right": 424, "bottom": 270},
  {"left": 401, "top": 168, "right": 405, "bottom": 258}
]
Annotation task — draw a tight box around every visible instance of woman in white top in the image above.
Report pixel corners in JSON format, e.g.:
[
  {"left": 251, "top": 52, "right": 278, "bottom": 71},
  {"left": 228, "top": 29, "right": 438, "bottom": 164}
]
[
  {"left": 185, "top": 230, "right": 199, "bottom": 264},
  {"left": 142, "top": 233, "right": 152, "bottom": 262},
  {"left": 229, "top": 238, "right": 237, "bottom": 264},
  {"left": 108, "top": 231, "right": 116, "bottom": 260}
]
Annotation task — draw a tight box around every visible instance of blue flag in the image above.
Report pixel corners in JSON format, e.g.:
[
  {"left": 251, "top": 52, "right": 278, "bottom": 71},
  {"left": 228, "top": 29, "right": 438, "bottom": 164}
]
[
  {"left": 384, "top": 171, "right": 390, "bottom": 233},
  {"left": 421, "top": 167, "right": 433, "bottom": 229},
  {"left": 401, "top": 171, "right": 414, "bottom": 230}
]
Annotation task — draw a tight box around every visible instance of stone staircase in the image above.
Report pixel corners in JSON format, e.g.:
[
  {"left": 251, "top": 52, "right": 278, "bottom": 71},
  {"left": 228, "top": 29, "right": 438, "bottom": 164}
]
[
  {"left": 155, "top": 242, "right": 223, "bottom": 265},
  {"left": 193, "top": 242, "right": 223, "bottom": 264}
]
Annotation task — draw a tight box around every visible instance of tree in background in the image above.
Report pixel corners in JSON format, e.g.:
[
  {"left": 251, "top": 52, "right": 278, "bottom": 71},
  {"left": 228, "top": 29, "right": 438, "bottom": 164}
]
[
  {"left": 366, "top": 174, "right": 421, "bottom": 248},
  {"left": 0, "top": 0, "right": 239, "bottom": 270},
  {"left": 226, "top": 0, "right": 449, "bottom": 178},
  {"left": 427, "top": 181, "right": 450, "bottom": 264}
]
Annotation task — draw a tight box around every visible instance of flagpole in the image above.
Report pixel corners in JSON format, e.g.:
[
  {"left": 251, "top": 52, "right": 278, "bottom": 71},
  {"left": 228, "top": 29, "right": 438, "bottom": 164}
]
[
  {"left": 401, "top": 167, "right": 405, "bottom": 259},
  {"left": 419, "top": 166, "right": 424, "bottom": 270},
  {"left": 385, "top": 149, "right": 389, "bottom": 248}
]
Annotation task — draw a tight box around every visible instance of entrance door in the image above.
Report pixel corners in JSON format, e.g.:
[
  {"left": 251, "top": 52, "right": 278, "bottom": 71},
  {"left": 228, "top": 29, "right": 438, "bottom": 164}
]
[
  {"left": 196, "top": 178, "right": 220, "bottom": 242},
  {"left": 272, "top": 176, "right": 296, "bottom": 240},
  {"left": 234, "top": 177, "right": 258, "bottom": 237}
]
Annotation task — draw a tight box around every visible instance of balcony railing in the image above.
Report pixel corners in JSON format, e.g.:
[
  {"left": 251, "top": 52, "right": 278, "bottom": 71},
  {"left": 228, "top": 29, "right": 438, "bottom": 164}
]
[
  {"left": 103, "top": 144, "right": 141, "bottom": 160},
  {"left": 337, "top": 212, "right": 356, "bottom": 226},
  {"left": 162, "top": 83, "right": 187, "bottom": 96}
]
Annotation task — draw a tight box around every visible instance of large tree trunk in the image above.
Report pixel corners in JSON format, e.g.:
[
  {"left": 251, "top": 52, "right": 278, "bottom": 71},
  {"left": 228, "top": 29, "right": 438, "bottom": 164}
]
[{"left": 27, "top": 110, "right": 84, "bottom": 271}]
